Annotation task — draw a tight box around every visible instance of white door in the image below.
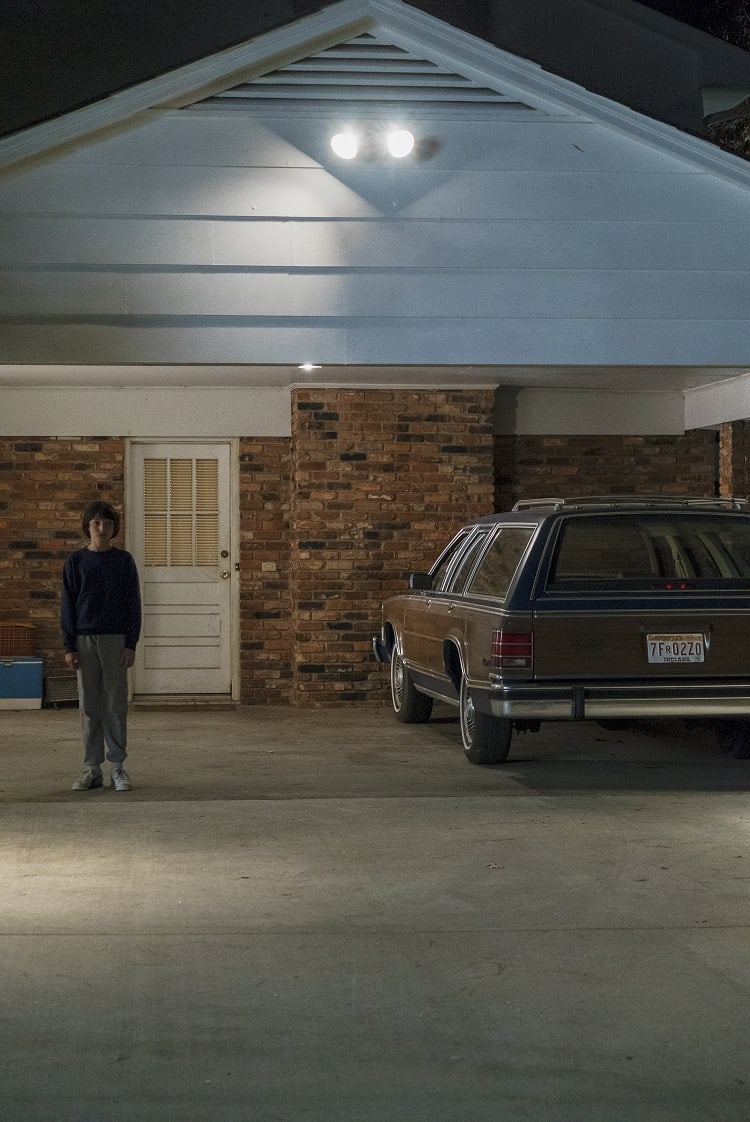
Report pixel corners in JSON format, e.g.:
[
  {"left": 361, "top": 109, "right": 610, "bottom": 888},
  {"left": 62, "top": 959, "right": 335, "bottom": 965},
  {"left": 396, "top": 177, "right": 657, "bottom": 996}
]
[{"left": 129, "top": 442, "right": 234, "bottom": 696}]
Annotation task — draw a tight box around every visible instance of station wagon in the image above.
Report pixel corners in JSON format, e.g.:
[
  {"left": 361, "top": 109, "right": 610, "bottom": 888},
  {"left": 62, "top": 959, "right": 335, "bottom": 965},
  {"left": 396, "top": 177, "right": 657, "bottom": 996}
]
[{"left": 373, "top": 497, "right": 750, "bottom": 763}]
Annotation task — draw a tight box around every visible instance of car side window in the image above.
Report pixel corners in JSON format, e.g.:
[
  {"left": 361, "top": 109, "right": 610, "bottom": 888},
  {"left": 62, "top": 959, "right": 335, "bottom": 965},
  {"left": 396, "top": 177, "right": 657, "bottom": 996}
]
[
  {"left": 444, "top": 529, "right": 492, "bottom": 593},
  {"left": 465, "top": 527, "right": 534, "bottom": 599},
  {"left": 430, "top": 530, "right": 473, "bottom": 591}
]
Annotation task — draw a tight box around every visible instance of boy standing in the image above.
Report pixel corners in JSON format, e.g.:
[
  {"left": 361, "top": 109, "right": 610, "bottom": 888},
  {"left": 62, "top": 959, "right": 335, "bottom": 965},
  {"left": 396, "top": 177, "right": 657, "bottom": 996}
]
[{"left": 61, "top": 500, "right": 142, "bottom": 792}]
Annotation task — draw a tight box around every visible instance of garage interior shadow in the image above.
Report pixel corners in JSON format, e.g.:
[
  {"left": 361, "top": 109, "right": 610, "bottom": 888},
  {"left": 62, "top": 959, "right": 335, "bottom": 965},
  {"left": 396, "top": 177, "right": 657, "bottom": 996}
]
[{"left": 424, "top": 708, "right": 750, "bottom": 794}]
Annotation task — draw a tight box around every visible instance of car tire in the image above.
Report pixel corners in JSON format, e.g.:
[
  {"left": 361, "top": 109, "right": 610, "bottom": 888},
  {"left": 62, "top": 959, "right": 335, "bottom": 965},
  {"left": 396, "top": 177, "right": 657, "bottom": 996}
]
[
  {"left": 459, "top": 676, "right": 512, "bottom": 765},
  {"left": 390, "top": 648, "right": 433, "bottom": 723}
]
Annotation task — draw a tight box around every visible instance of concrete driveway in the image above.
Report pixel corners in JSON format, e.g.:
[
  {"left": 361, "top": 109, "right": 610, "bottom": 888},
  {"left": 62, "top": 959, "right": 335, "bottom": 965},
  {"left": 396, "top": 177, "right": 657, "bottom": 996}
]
[{"left": 2, "top": 704, "right": 749, "bottom": 1121}]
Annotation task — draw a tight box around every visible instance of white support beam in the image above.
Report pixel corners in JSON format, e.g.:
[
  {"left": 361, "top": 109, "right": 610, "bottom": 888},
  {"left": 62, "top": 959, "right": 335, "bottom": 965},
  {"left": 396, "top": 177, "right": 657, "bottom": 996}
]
[
  {"left": 494, "top": 387, "right": 686, "bottom": 435},
  {"left": 0, "top": 386, "right": 291, "bottom": 438},
  {"left": 684, "top": 374, "right": 750, "bottom": 430}
]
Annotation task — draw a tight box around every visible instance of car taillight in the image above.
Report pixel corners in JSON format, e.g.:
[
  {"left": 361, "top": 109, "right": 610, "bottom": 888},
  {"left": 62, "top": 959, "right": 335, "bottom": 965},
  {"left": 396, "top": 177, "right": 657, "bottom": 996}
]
[{"left": 492, "top": 630, "right": 533, "bottom": 670}]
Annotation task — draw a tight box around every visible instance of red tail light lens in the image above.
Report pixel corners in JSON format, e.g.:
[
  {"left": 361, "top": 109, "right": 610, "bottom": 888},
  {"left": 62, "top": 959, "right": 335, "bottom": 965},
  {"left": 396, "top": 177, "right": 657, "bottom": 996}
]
[{"left": 492, "top": 630, "right": 533, "bottom": 670}]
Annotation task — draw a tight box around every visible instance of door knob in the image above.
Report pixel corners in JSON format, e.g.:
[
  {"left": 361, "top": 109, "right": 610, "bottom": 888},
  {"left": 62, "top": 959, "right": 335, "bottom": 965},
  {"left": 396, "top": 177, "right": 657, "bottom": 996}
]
[{"left": 220, "top": 570, "right": 230, "bottom": 579}]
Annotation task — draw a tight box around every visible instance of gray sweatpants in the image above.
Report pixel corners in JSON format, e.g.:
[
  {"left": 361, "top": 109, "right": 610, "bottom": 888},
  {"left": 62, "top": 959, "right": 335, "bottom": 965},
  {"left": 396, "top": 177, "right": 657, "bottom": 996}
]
[{"left": 76, "top": 634, "right": 129, "bottom": 769}]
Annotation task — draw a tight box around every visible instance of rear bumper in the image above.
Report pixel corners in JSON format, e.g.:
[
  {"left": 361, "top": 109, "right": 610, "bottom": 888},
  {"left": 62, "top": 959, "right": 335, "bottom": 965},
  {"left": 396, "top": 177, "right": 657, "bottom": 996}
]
[{"left": 489, "top": 681, "right": 750, "bottom": 720}]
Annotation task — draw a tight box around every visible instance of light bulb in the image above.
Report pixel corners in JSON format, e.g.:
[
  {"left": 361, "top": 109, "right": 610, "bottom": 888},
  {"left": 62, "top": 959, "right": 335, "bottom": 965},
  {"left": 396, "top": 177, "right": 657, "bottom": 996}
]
[
  {"left": 386, "top": 129, "right": 414, "bottom": 158},
  {"left": 330, "top": 131, "right": 359, "bottom": 159}
]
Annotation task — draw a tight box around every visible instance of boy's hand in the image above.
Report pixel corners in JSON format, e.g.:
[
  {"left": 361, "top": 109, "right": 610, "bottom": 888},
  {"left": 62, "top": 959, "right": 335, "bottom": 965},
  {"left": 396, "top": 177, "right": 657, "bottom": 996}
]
[
  {"left": 64, "top": 652, "right": 80, "bottom": 670},
  {"left": 121, "top": 648, "right": 136, "bottom": 669}
]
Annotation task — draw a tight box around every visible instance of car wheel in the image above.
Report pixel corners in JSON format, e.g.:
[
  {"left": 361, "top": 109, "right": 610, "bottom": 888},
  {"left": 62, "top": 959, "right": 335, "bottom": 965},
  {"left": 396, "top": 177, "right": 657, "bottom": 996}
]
[
  {"left": 390, "top": 649, "right": 433, "bottom": 723},
  {"left": 459, "top": 676, "right": 512, "bottom": 765}
]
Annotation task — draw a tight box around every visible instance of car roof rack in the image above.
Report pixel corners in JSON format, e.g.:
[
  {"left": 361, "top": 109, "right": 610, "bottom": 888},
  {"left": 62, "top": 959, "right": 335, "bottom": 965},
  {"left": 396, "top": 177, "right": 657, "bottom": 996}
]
[
  {"left": 512, "top": 498, "right": 567, "bottom": 510},
  {"left": 512, "top": 495, "right": 748, "bottom": 512}
]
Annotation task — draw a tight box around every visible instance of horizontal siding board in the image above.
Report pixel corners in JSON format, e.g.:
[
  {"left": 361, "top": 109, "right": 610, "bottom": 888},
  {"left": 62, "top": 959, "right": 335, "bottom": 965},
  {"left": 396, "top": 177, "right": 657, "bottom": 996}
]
[
  {"left": 0, "top": 165, "right": 376, "bottom": 219},
  {"left": 0, "top": 163, "right": 739, "bottom": 221},
  {"left": 1, "top": 318, "right": 748, "bottom": 366},
  {"left": 63, "top": 118, "right": 321, "bottom": 169},
  {"left": 284, "top": 219, "right": 750, "bottom": 271},
  {"left": 126, "top": 270, "right": 750, "bottom": 320},
  {"left": 390, "top": 171, "right": 743, "bottom": 223},
  {"left": 2, "top": 216, "right": 748, "bottom": 272},
  {"left": 0, "top": 273, "right": 126, "bottom": 315},
  {"left": 5, "top": 216, "right": 271, "bottom": 267},
  {"left": 61, "top": 116, "right": 694, "bottom": 176},
  {"left": 0, "top": 218, "right": 217, "bottom": 266},
  {"left": 4, "top": 268, "right": 742, "bottom": 320},
  {"left": 0, "top": 323, "right": 343, "bottom": 364},
  {"left": 343, "top": 318, "right": 750, "bottom": 366}
]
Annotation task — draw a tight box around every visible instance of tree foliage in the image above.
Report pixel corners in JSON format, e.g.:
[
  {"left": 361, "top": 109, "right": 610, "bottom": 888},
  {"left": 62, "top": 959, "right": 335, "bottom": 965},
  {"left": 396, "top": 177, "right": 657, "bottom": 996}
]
[
  {"left": 705, "top": 5, "right": 750, "bottom": 160},
  {"left": 645, "top": 1, "right": 750, "bottom": 159}
]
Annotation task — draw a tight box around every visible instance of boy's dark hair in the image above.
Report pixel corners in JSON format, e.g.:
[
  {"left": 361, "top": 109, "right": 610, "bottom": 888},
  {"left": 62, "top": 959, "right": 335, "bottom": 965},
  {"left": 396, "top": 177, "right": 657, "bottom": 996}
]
[{"left": 81, "top": 500, "right": 120, "bottom": 539}]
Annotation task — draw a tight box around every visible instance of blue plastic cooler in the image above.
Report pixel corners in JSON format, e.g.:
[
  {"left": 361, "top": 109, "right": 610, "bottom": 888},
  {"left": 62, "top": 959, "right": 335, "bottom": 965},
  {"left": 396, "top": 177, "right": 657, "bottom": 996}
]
[{"left": 0, "top": 657, "right": 43, "bottom": 709}]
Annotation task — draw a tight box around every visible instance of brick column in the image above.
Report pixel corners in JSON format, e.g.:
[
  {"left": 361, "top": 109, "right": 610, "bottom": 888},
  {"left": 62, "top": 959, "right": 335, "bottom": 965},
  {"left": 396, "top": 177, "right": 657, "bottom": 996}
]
[
  {"left": 290, "top": 388, "right": 496, "bottom": 706},
  {"left": 719, "top": 421, "right": 750, "bottom": 499},
  {"left": 238, "top": 437, "right": 293, "bottom": 703}
]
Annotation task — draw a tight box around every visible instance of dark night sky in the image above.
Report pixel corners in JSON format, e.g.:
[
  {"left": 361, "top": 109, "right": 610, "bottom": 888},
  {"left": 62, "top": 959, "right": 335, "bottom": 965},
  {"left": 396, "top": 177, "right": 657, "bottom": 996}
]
[
  {"left": 0, "top": 0, "right": 746, "bottom": 137},
  {"left": 641, "top": 0, "right": 725, "bottom": 23}
]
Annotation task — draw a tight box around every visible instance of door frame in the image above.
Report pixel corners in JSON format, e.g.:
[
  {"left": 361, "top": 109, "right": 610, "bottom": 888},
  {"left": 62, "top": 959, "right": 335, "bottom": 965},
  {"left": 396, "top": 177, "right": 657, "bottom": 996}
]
[{"left": 125, "top": 437, "right": 240, "bottom": 701}]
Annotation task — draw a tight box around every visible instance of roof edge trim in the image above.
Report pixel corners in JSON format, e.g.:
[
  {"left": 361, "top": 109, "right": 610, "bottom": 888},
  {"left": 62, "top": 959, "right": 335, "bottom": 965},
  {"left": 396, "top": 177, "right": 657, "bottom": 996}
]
[{"left": 0, "top": 0, "right": 378, "bottom": 168}]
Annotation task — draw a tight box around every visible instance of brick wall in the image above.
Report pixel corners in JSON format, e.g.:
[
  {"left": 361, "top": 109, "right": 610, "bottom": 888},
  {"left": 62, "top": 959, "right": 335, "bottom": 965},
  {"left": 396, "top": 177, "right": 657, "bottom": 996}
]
[
  {"left": 290, "top": 388, "right": 497, "bottom": 705},
  {"left": 495, "top": 431, "right": 718, "bottom": 510},
  {"left": 239, "top": 437, "right": 293, "bottom": 703},
  {"left": 1, "top": 421, "right": 726, "bottom": 708},
  {"left": 0, "top": 437, "right": 125, "bottom": 668}
]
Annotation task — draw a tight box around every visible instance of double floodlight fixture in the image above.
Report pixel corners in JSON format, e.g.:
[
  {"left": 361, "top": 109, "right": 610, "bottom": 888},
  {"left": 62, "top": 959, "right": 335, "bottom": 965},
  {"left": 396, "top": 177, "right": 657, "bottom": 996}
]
[{"left": 330, "top": 126, "right": 415, "bottom": 161}]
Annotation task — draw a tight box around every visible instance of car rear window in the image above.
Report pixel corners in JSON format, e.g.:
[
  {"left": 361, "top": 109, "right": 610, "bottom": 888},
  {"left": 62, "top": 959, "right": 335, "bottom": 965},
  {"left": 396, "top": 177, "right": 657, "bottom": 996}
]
[{"left": 548, "top": 514, "right": 750, "bottom": 585}]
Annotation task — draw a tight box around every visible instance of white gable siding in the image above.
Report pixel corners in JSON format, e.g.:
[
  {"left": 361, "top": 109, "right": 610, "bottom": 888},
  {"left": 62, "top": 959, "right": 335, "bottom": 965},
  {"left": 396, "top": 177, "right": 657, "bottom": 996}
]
[{"left": 1, "top": 102, "right": 749, "bottom": 376}]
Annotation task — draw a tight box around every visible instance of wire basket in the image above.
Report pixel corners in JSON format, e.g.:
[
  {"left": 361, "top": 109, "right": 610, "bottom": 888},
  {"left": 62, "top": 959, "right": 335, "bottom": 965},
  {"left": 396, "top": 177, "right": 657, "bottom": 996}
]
[{"left": 0, "top": 623, "right": 37, "bottom": 657}]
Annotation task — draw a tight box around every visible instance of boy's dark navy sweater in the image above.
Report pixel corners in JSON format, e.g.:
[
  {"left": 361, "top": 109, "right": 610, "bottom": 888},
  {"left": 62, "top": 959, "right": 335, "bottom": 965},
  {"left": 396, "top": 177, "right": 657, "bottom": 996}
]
[{"left": 61, "top": 546, "right": 142, "bottom": 653}]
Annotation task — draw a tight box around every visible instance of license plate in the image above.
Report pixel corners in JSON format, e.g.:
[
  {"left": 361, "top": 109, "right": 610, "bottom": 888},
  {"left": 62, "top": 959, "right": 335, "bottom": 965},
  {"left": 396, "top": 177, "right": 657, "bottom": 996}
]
[{"left": 646, "top": 633, "right": 704, "bottom": 664}]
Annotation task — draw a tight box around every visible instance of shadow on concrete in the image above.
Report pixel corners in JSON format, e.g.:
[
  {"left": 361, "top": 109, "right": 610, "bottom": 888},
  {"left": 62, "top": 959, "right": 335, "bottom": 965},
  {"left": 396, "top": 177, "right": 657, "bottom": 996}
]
[{"left": 1, "top": 704, "right": 748, "bottom": 803}]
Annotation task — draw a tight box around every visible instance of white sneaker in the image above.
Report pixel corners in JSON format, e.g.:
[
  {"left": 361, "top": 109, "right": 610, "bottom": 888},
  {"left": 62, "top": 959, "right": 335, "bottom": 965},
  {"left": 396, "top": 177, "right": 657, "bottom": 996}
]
[
  {"left": 72, "top": 768, "right": 103, "bottom": 791},
  {"left": 110, "top": 767, "right": 132, "bottom": 792}
]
